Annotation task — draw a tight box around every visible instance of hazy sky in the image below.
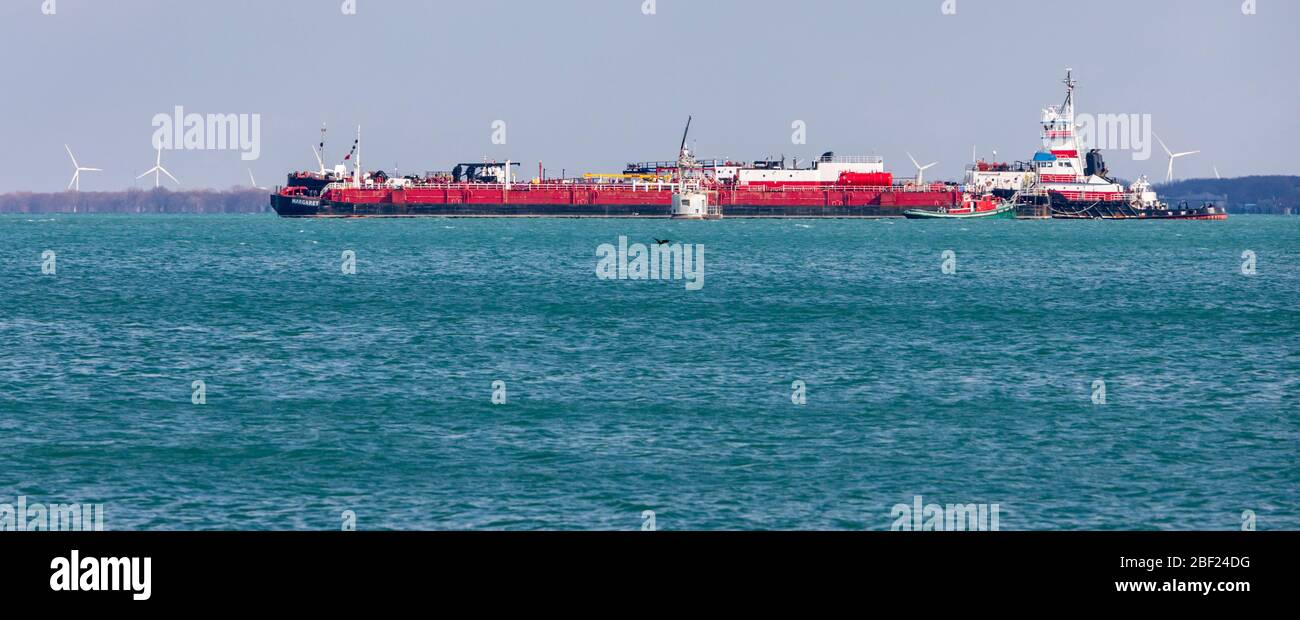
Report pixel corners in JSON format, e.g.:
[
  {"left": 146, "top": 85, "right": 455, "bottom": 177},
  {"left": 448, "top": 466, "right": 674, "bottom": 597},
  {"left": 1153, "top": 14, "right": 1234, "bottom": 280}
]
[{"left": 0, "top": 0, "right": 1294, "bottom": 192}]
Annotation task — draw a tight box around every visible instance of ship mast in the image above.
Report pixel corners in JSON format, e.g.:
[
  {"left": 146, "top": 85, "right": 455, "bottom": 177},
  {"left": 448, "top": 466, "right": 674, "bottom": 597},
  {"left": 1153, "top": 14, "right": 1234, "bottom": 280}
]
[
  {"left": 318, "top": 123, "right": 328, "bottom": 175},
  {"left": 1062, "top": 69, "right": 1082, "bottom": 160},
  {"left": 353, "top": 125, "right": 362, "bottom": 187},
  {"left": 1062, "top": 68, "right": 1075, "bottom": 114}
]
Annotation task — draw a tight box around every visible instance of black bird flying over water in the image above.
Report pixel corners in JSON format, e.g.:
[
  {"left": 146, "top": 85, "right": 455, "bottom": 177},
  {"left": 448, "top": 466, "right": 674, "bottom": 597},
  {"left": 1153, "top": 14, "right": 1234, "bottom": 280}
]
[{"left": 653, "top": 238, "right": 670, "bottom": 245}]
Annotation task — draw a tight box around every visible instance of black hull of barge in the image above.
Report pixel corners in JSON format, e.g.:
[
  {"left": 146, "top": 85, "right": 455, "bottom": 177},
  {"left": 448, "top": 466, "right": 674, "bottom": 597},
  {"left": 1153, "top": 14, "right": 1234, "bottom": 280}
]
[{"left": 1025, "top": 194, "right": 1228, "bottom": 220}]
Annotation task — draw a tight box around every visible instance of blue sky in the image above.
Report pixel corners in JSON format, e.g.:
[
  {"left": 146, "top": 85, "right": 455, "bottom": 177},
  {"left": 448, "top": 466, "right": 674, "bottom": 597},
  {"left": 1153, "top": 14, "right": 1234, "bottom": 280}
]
[{"left": 0, "top": 0, "right": 1293, "bottom": 191}]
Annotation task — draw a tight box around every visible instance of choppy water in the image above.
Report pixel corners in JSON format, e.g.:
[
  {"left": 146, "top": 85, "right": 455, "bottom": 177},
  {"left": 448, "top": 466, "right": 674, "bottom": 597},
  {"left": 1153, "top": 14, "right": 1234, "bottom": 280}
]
[{"left": 1, "top": 214, "right": 1296, "bottom": 530}]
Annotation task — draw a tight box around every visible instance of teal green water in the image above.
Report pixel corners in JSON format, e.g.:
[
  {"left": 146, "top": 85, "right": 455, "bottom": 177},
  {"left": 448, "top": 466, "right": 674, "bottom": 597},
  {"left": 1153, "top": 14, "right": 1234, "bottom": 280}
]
[{"left": 1, "top": 214, "right": 1296, "bottom": 530}]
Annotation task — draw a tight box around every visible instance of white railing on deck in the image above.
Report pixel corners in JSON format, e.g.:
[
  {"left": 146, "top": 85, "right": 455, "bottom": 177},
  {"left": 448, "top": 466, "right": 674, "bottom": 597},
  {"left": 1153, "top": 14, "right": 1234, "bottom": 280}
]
[{"left": 816, "top": 155, "right": 883, "bottom": 164}]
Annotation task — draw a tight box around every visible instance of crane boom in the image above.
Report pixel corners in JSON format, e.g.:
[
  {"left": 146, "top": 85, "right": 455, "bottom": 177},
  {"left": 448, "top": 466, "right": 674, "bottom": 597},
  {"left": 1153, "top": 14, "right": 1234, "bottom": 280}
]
[{"left": 679, "top": 116, "right": 692, "bottom": 155}]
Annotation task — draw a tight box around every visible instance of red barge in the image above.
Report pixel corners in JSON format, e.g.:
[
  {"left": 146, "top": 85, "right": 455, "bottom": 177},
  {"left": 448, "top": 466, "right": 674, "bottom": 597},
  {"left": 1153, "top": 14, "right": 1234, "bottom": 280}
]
[
  {"left": 271, "top": 160, "right": 961, "bottom": 219},
  {"left": 271, "top": 122, "right": 961, "bottom": 218}
]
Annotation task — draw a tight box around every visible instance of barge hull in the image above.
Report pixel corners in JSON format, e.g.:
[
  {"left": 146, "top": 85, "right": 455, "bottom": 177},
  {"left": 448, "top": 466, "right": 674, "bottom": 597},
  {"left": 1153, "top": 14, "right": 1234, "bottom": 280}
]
[{"left": 271, "top": 186, "right": 962, "bottom": 218}]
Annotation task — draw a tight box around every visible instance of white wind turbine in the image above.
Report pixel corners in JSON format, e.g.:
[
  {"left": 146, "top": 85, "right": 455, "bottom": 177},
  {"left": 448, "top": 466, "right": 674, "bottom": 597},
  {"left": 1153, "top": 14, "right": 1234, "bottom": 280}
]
[
  {"left": 907, "top": 151, "right": 938, "bottom": 186},
  {"left": 137, "top": 146, "right": 179, "bottom": 188},
  {"left": 64, "top": 145, "right": 102, "bottom": 191},
  {"left": 1154, "top": 133, "right": 1199, "bottom": 183},
  {"left": 248, "top": 168, "right": 267, "bottom": 190}
]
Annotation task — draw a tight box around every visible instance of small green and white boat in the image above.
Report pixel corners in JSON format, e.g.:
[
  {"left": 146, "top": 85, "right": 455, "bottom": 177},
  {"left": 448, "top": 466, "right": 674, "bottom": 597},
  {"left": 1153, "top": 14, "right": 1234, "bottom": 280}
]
[{"left": 903, "top": 194, "right": 1018, "bottom": 219}]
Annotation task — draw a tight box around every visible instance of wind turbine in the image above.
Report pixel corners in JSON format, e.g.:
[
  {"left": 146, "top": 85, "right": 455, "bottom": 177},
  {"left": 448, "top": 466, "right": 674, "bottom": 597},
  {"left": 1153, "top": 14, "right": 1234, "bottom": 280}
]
[
  {"left": 64, "top": 145, "right": 102, "bottom": 191},
  {"left": 1154, "top": 133, "right": 1199, "bottom": 183},
  {"left": 136, "top": 146, "right": 179, "bottom": 188},
  {"left": 907, "top": 151, "right": 938, "bottom": 186},
  {"left": 248, "top": 168, "right": 267, "bottom": 190}
]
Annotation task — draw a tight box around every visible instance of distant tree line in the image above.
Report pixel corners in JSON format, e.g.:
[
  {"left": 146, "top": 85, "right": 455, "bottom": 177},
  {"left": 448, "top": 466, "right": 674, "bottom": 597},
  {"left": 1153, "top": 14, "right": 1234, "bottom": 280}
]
[
  {"left": 1157, "top": 175, "right": 1299, "bottom": 215},
  {"left": 0, "top": 188, "right": 269, "bottom": 214}
]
